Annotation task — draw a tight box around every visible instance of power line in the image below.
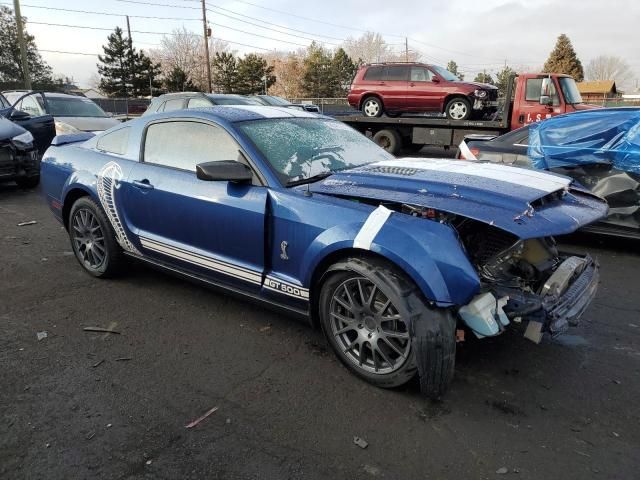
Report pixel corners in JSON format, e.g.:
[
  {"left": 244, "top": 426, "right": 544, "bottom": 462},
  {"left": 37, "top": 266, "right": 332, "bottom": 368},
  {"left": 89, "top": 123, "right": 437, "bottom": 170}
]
[
  {"left": 40, "top": 49, "right": 100, "bottom": 56},
  {"left": 0, "top": 3, "right": 200, "bottom": 20}
]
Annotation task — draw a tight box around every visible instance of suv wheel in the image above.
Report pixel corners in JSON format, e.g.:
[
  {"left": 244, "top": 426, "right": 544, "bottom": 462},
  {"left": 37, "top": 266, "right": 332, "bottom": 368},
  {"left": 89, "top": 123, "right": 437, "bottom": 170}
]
[
  {"left": 445, "top": 97, "right": 471, "bottom": 120},
  {"left": 362, "top": 97, "right": 383, "bottom": 117}
]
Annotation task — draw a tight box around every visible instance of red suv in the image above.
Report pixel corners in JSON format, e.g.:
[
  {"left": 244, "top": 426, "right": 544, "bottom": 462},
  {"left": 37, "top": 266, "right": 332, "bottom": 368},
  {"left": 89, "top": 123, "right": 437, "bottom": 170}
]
[{"left": 348, "top": 63, "right": 499, "bottom": 120}]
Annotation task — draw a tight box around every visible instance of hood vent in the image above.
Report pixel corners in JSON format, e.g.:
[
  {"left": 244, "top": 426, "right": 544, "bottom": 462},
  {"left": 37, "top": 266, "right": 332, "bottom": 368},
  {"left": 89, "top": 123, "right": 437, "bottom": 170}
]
[{"left": 365, "top": 166, "right": 418, "bottom": 176}]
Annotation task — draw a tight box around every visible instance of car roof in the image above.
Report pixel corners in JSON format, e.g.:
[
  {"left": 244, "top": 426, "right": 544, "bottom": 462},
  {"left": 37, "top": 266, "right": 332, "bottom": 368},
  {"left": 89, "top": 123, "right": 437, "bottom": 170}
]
[{"left": 148, "top": 105, "right": 324, "bottom": 123}]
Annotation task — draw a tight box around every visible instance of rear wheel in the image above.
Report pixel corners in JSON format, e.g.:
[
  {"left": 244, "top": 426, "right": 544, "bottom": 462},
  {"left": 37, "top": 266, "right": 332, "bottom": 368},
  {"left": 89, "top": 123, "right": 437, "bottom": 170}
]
[
  {"left": 362, "top": 97, "right": 383, "bottom": 117},
  {"left": 372, "top": 129, "right": 401, "bottom": 155},
  {"left": 319, "top": 257, "right": 456, "bottom": 398},
  {"left": 68, "top": 197, "right": 124, "bottom": 278},
  {"left": 445, "top": 97, "right": 472, "bottom": 120}
]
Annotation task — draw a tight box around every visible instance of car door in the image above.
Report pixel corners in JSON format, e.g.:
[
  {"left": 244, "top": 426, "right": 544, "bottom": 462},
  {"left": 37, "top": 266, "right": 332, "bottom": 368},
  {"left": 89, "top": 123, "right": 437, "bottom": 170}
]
[
  {"left": 5, "top": 93, "right": 55, "bottom": 154},
  {"left": 516, "top": 76, "right": 562, "bottom": 127},
  {"left": 380, "top": 65, "right": 409, "bottom": 110},
  {"left": 407, "top": 66, "right": 437, "bottom": 111},
  {"left": 121, "top": 118, "right": 268, "bottom": 292}
]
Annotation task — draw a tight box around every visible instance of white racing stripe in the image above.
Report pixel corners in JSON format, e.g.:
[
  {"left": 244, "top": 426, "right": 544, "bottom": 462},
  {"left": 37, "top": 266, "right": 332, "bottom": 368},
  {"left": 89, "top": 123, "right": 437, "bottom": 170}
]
[
  {"left": 372, "top": 158, "right": 570, "bottom": 194},
  {"left": 140, "top": 237, "right": 262, "bottom": 285},
  {"left": 353, "top": 205, "right": 393, "bottom": 250},
  {"left": 458, "top": 140, "right": 477, "bottom": 160}
]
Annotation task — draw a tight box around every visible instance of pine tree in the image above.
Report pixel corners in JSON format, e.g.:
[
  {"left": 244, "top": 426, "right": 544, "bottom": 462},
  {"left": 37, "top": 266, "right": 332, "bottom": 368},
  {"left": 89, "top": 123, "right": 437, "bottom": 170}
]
[
  {"left": 302, "top": 42, "right": 333, "bottom": 98},
  {"left": 212, "top": 52, "right": 238, "bottom": 93},
  {"left": 236, "top": 54, "right": 275, "bottom": 95},
  {"left": 495, "top": 66, "right": 515, "bottom": 97},
  {"left": 473, "top": 72, "right": 495, "bottom": 85},
  {"left": 97, "top": 27, "right": 131, "bottom": 97},
  {"left": 0, "top": 5, "right": 52, "bottom": 88},
  {"left": 132, "top": 51, "right": 162, "bottom": 97},
  {"left": 447, "top": 60, "right": 464, "bottom": 80},
  {"left": 164, "top": 66, "right": 195, "bottom": 92},
  {"left": 329, "top": 48, "right": 357, "bottom": 97},
  {"left": 543, "top": 34, "right": 584, "bottom": 81}
]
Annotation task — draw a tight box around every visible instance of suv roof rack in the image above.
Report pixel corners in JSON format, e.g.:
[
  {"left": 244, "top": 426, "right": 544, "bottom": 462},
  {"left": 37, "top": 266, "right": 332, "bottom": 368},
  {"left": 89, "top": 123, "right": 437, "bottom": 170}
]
[{"left": 158, "top": 91, "right": 206, "bottom": 97}]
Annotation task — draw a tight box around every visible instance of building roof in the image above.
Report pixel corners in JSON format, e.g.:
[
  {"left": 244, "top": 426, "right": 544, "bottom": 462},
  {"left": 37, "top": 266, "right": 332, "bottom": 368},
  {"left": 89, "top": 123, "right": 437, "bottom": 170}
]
[{"left": 577, "top": 80, "right": 617, "bottom": 95}]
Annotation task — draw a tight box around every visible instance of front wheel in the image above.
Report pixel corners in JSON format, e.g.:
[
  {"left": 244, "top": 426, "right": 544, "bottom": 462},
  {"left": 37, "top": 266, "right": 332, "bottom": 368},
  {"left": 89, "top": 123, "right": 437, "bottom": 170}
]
[
  {"left": 445, "top": 97, "right": 472, "bottom": 120},
  {"left": 319, "top": 257, "right": 456, "bottom": 397}
]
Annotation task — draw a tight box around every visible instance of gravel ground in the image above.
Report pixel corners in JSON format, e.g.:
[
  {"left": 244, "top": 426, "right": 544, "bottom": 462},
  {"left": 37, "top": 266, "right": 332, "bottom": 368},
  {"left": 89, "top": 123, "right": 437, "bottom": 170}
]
[{"left": 1, "top": 184, "right": 639, "bottom": 480}]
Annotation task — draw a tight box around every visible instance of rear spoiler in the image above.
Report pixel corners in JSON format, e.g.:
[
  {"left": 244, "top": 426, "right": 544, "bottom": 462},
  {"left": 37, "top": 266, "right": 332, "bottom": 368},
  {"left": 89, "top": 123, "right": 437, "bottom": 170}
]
[{"left": 50, "top": 132, "right": 95, "bottom": 146}]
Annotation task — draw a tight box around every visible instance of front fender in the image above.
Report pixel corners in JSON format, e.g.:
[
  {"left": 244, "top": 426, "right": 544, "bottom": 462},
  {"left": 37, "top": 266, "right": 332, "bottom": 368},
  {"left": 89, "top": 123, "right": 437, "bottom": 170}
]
[{"left": 303, "top": 211, "right": 480, "bottom": 306}]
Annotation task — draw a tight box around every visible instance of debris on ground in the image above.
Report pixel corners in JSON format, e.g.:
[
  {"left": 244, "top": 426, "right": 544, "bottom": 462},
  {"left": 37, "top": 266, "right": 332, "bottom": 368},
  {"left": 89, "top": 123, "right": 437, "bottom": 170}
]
[
  {"left": 496, "top": 467, "right": 508, "bottom": 474},
  {"left": 574, "top": 450, "right": 591, "bottom": 458},
  {"left": 353, "top": 436, "right": 369, "bottom": 449},
  {"left": 86, "top": 432, "right": 95, "bottom": 440},
  {"left": 17, "top": 220, "right": 37, "bottom": 226},
  {"left": 259, "top": 324, "right": 272, "bottom": 332},
  {"left": 612, "top": 431, "right": 620, "bottom": 437},
  {"left": 145, "top": 460, "right": 152, "bottom": 466},
  {"left": 106, "top": 424, "right": 112, "bottom": 428},
  {"left": 83, "top": 327, "right": 121, "bottom": 334},
  {"left": 185, "top": 406, "right": 219, "bottom": 429},
  {"left": 36, "top": 331, "right": 48, "bottom": 341},
  {"left": 363, "top": 464, "right": 381, "bottom": 475},
  {"left": 115, "top": 357, "right": 132, "bottom": 361},
  {"left": 488, "top": 399, "right": 524, "bottom": 416},
  {"left": 92, "top": 359, "right": 104, "bottom": 368}
]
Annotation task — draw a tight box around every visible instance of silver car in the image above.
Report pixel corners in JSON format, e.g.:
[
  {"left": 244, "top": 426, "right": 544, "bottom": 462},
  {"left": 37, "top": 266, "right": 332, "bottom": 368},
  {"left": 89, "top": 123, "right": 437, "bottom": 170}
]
[{"left": 2, "top": 91, "right": 119, "bottom": 135}]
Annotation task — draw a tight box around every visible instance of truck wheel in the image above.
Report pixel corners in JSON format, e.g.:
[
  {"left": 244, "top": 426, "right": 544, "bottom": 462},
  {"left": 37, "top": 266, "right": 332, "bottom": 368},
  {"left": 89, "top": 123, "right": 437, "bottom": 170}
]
[
  {"left": 445, "top": 97, "right": 471, "bottom": 120},
  {"left": 16, "top": 175, "right": 40, "bottom": 189},
  {"left": 362, "top": 97, "right": 383, "bottom": 117},
  {"left": 373, "top": 129, "right": 402, "bottom": 155},
  {"left": 319, "top": 257, "right": 456, "bottom": 398},
  {"left": 68, "top": 197, "right": 124, "bottom": 278}
]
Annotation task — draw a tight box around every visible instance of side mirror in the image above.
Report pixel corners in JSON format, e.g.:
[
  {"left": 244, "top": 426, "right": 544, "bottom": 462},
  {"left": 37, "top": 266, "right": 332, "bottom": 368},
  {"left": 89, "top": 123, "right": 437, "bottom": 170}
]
[
  {"left": 10, "top": 109, "right": 30, "bottom": 120},
  {"left": 541, "top": 77, "right": 552, "bottom": 96},
  {"left": 196, "top": 160, "right": 253, "bottom": 183},
  {"left": 432, "top": 76, "right": 440, "bottom": 83},
  {"left": 539, "top": 95, "right": 553, "bottom": 106}
]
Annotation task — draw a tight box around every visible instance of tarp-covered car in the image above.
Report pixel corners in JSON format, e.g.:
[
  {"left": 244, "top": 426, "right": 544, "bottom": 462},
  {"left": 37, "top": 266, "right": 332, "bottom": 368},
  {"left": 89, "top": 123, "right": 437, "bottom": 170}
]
[
  {"left": 40, "top": 106, "right": 607, "bottom": 398},
  {"left": 458, "top": 108, "right": 640, "bottom": 238}
]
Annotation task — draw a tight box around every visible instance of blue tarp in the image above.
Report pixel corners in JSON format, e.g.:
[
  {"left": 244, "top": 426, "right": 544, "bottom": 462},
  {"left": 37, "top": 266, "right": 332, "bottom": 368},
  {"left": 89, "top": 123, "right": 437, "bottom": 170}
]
[{"left": 528, "top": 108, "right": 640, "bottom": 174}]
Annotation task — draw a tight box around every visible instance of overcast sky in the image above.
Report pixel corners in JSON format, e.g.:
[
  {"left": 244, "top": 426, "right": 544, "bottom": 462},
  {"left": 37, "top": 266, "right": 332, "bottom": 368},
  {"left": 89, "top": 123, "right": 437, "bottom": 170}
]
[{"left": 20, "top": 0, "right": 640, "bottom": 90}]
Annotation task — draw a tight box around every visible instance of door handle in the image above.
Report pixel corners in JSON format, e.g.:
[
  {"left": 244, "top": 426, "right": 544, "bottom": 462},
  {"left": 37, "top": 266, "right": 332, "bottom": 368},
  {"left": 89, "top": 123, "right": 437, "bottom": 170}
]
[
  {"left": 409, "top": 82, "right": 416, "bottom": 87},
  {"left": 518, "top": 114, "right": 525, "bottom": 124},
  {"left": 132, "top": 179, "right": 154, "bottom": 190},
  {"left": 378, "top": 82, "right": 386, "bottom": 85}
]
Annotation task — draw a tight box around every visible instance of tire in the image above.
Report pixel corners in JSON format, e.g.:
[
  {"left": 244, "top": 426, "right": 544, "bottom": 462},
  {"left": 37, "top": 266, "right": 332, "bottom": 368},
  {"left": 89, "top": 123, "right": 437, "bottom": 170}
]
[
  {"left": 68, "top": 197, "right": 124, "bottom": 278},
  {"left": 372, "top": 129, "right": 402, "bottom": 155},
  {"left": 319, "top": 257, "right": 456, "bottom": 398},
  {"left": 445, "top": 97, "right": 472, "bottom": 120},
  {"left": 16, "top": 175, "right": 40, "bottom": 189},
  {"left": 361, "top": 96, "right": 383, "bottom": 117}
]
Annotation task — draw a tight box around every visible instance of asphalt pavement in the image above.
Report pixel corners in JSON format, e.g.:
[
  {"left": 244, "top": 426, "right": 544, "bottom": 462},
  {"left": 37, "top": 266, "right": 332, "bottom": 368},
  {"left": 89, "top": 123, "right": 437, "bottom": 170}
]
[{"left": 1, "top": 183, "right": 639, "bottom": 480}]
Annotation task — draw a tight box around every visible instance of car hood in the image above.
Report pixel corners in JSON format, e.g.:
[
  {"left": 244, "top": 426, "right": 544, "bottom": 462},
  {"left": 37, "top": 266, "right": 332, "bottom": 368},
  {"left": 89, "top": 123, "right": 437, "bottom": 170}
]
[
  {"left": 460, "top": 82, "right": 498, "bottom": 90},
  {"left": 308, "top": 159, "right": 608, "bottom": 239},
  {"left": 55, "top": 116, "right": 120, "bottom": 132},
  {"left": 0, "top": 115, "right": 27, "bottom": 140}
]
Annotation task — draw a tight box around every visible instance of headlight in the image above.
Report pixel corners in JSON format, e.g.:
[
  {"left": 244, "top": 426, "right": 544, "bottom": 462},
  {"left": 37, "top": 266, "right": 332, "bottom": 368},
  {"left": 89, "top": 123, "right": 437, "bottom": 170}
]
[
  {"left": 474, "top": 89, "right": 488, "bottom": 98},
  {"left": 12, "top": 130, "right": 34, "bottom": 147},
  {"left": 55, "top": 121, "right": 81, "bottom": 135}
]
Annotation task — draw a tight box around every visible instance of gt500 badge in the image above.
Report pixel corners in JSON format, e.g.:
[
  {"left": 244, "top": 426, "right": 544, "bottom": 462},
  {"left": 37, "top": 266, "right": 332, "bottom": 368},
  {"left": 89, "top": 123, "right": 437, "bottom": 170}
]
[{"left": 264, "top": 276, "right": 309, "bottom": 300}]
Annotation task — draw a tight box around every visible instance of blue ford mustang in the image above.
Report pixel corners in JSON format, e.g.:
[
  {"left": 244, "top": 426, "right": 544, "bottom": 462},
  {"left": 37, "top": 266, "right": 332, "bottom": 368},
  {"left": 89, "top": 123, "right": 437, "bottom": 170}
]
[{"left": 41, "top": 106, "right": 607, "bottom": 398}]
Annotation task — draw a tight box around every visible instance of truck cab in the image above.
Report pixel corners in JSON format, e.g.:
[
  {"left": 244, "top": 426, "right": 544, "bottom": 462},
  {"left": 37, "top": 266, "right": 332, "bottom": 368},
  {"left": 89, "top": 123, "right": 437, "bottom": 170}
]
[{"left": 509, "top": 73, "right": 599, "bottom": 131}]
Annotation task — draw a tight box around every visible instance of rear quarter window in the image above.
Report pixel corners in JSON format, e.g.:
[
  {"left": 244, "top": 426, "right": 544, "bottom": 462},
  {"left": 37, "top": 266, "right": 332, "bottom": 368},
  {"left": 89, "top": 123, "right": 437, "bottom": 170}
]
[
  {"left": 162, "top": 98, "right": 185, "bottom": 112},
  {"left": 96, "top": 127, "right": 131, "bottom": 155},
  {"left": 363, "top": 66, "right": 383, "bottom": 81}
]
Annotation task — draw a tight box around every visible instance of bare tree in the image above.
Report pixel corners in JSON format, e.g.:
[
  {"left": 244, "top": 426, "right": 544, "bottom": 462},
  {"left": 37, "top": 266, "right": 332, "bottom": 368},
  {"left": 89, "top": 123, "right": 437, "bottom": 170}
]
[
  {"left": 342, "top": 32, "right": 392, "bottom": 63},
  {"left": 586, "top": 55, "right": 634, "bottom": 88},
  {"left": 264, "top": 51, "right": 306, "bottom": 98}
]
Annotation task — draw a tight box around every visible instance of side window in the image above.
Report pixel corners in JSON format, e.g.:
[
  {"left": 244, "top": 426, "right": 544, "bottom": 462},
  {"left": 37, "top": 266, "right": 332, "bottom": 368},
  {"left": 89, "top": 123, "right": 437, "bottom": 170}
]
[
  {"left": 162, "top": 98, "right": 185, "bottom": 112},
  {"left": 410, "top": 67, "right": 432, "bottom": 82},
  {"left": 384, "top": 66, "right": 409, "bottom": 81},
  {"left": 18, "top": 95, "right": 45, "bottom": 116},
  {"left": 188, "top": 97, "right": 213, "bottom": 109},
  {"left": 96, "top": 127, "right": 130, "bottom": 155},
  {"left": 363, "top": 66, "right": 383, "bottom": 81},
  {"left": 525, "top": 78, "right": 559, "bottom": 105},
  {"left": 143, "top": 121, "right": 239, "bottom": 172}
]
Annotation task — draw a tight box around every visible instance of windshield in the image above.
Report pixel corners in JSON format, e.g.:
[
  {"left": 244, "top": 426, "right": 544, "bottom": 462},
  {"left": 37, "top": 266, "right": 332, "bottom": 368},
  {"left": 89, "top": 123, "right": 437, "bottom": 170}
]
[
  {"left": 559, "top": 77, "right": 583, "bottom": 104},
  {"left": 263, "top": 96, "right": 291, "bottom": 106},
  {"left": 47, "top": 97, "right": 108, "bottom": 117},
  {"left": 238, "top": 118, "right": 394, "bottom": 184},
  {"left": 431, "top": 65, "right": 459, "bottom": 82},
  {"left": 210, "top": 95, "right": 259, "bottom": 105}
]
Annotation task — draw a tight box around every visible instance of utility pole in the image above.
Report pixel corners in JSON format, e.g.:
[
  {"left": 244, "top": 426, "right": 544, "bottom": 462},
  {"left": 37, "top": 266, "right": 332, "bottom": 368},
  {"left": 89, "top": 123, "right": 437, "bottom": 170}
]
[
  {"left": 126, "top": 15, "right": 135, "bottom": 97},
  {"left": 201, "top": 0, "right": 212, "bottom": 93},
  {"left": 13, "top": 0, "right": 31, "bottom": 89},
  {"left": 405, "top": 38, "right": 409, "bottom": 62}
]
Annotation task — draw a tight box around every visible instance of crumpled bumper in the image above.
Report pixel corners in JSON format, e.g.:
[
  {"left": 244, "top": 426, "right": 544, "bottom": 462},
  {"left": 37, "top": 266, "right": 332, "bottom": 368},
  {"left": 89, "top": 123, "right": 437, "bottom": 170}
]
[{"left": 542, "top": 254, "right": 599, "bottom": 336}]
